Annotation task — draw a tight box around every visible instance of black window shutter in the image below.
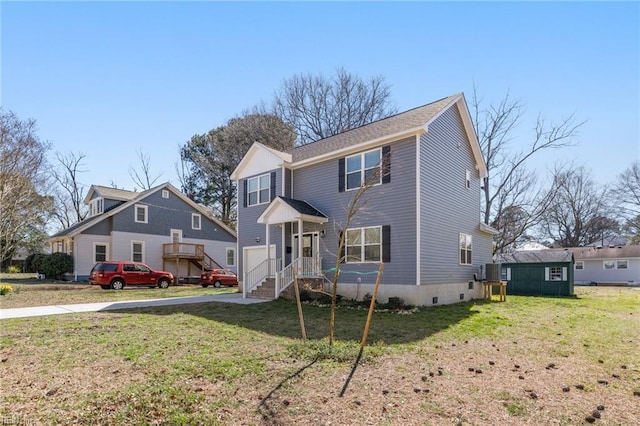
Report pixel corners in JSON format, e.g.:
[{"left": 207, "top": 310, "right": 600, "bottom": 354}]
[
  {"left": 382, "top": 225, "right": 391, "bottom": 262},
  {"left": 382, "top": 145, "right": 391, "bottom": 184},
  {"left": 270, "top": 171, "right": 276, "bottom": 201},
  {"left": 338, "top": 158, "right": 345, "bottom": 192},
  {"left": 339, "top": 230, "right": 345, "bottom": 263},
  {"left": 243, "top": 180, "right": 248, "bottom": 207}
]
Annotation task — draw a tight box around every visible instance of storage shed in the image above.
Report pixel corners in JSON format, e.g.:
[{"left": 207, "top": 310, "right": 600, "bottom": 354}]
[{"left": 494, "top": 250, "right": 574, "bottom": 296}]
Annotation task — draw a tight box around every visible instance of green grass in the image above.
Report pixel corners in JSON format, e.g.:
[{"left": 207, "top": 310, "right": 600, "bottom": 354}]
[{"left": 1, "top": 287, "right": 638, "bottom": 424}]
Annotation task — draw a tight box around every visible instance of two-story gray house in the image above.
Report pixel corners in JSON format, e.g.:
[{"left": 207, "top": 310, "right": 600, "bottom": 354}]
[
  {"left": 49, "top": 183, "right": 237, "bottom": 281},
  {"left": 231, "top": 93, "right": 496, "bottom": 306}
]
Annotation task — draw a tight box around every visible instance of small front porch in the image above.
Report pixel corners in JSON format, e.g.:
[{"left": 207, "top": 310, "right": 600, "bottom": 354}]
[{"left": 243, "top": 197, "right": 328, "bottom": 300}]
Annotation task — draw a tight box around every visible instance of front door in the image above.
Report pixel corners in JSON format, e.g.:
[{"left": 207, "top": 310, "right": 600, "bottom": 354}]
[{"left": 293, "top": 233, "right": 318, "bottom": 259}]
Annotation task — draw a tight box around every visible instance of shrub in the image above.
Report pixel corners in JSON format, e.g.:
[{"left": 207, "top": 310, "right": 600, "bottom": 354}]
[
  {"left": 39, "top": 253, "right": 74, "bottom": 280},
  {"left": 25, "top": 253, "right": 47, "bottom": 273}
]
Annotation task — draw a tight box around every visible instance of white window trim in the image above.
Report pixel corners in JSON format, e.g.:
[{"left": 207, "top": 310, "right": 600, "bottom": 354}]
[
  {"left": 247, "top": 173, "right": 271, "bottom": 207},
  {"left": 131, "top": 241, "right": 145, "bottom": 263},
  {"left": 170, "top": 229, "right": 183, "bottom": 243},
  {"left": 575, "top": 261, "right": 584, "bottom": 270},
  {"left": 134, "top": 204, "right": 148, "bottom": 224},
  {"left": 459, "top": 233, "right": 473, "bottom": 265},
  {"left": 192, "top": 213, "right": 201, "bottom": 230},
  {"left": 345, "top": 148, "right": 382, "bottom": 191},
  {"left": 226, "top": 247, "right": 236, "bottom": 267},
  {"left": 345, "top": 226, "right": 382, "bottom": 264},
  {"left": 90, "top": 198, "right": 104, "bottom": 217},
  {"left": 162, "top": 189, "right": 169, "bottom": 199},
  {"left": 93, "top": 242, "right": 109, "bottom": 263},
  {"left": 603, "top": 260, "right": 615, "bottom": 270},
  {"left": 616, "top": 260, "right": 628, "bottom": 269}
]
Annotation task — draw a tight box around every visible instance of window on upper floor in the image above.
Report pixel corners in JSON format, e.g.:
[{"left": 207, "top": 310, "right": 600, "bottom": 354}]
[
  {"left": 135, "top": 204, "right": 148, "bottom": 223},
  {"left": 459, "top": 233, "right": 472, "bottom": 265},
  {"left": 247, "top": 173, "right": 271, "bottom": 206},
  {"left": 162, "top": 189, "right": 169, "bottom": 199},
  {"left": 89, "top": 198, "right": 104, "bottom": 217},
  {"left": 192, "top": 213, "right": 201, "bottom": 230},
  {"left": 339, "top": 146, "right": 390, "bottom": 192}
]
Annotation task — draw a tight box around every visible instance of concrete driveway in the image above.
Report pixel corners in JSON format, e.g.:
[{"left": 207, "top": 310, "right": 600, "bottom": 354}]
[{"left": 0, "top": 293, "right": 268, "bottom": 320}]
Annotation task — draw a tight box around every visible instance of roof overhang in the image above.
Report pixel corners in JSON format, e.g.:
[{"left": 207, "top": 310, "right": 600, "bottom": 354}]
[
  {"left": 257, "top": 197, "right": 328, "bottom": 225},
  {"left": 479, "top": 222, "right": 499, "bottom": 235}
]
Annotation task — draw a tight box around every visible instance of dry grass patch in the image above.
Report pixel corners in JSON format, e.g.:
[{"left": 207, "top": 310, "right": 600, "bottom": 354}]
[{"left": 1, "top": 287, "right": 638, "bottom": 425}]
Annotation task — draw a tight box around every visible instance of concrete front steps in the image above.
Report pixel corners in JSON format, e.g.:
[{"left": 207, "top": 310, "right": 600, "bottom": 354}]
[{"left": 248, "top": 277, "right": 326, "bottom": 300}]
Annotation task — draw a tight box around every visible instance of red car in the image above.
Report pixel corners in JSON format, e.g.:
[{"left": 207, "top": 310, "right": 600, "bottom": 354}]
[
  {"left": 200, "top": 269, "right": 238, "bottom": 288},
  {"left": 89, "top": 261, "right": 174, "bottom": 290}
]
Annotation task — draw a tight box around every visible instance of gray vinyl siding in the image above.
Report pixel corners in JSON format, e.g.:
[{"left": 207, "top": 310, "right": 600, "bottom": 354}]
[
  {"left": 420, "top": 106, "right": 490, "bottom": 284},
  {"left": 110, "top": 191, "right": 235, "bottom": 242},
  {"left": 237, "top": 169, "right": 283, "bottom": 275},
  {"left": 284, "top": 168, "right": 292, "bottom": 198},
  {"left": 293, "top": 137, "right": 417, "bottom": 286},
  {"left": 83, "top": 217, "right": 112, "bottom": 235}
]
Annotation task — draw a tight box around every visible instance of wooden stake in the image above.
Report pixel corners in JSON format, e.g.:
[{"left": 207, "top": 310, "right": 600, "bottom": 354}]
[
  {"left": 360, "top": 263, "right": 384, "bottom": 349},
  {"left": 292, "top": 269, "right": 307, "bottom": 342}
]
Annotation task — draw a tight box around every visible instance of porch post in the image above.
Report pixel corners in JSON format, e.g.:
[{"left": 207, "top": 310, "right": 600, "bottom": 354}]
[
  {"left": 298, "top": 218, "right": 303, "bottom": 274},
  {"left": 266, "top": 223, "right": 270, "bottom": 277}
]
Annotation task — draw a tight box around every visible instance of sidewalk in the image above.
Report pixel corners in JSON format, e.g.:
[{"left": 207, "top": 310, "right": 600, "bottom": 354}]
[{"left": 0, "top": 293, "right": 268, "bottom": 320}]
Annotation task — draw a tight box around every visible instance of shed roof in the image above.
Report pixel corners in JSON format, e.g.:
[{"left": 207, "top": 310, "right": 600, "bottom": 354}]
[{"left": 495, "top": 250, "right": 573, "bottom": 264}]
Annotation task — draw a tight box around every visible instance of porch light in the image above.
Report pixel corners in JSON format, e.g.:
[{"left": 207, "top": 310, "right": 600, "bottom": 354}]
[
  {"left": 320, "top": 230, "right": 325, "bottom": 238},
  {"left": 255, "top": 236, "right": 261, "bottom": 243}
]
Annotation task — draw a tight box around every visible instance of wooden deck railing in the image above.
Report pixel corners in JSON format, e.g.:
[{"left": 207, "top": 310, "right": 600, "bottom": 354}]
[{"left": 163, "top": 243, "right": 204, "bottom": 259}]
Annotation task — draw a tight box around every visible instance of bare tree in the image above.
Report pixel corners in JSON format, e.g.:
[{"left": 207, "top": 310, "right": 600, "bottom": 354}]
[
  {"left": 0, "top": 110, "right": 53, "bottom": 267},
  {"left": 51, "top": 151, "right": 88, "bottom": 229},
  {"left": 611, "top": 161, "right": 640, "bottom": 237},
  {"left": 180, "top": 113, "right": 296, "bottom": 227},
  {"left": 471, "top": 88, "right": 585, "bottom": 250},
  {"left": 273, "top": 68, "right": 397, "bottom": 145},
  {"left": 129, "top": 149, "right": 162, "bottom": 191},
  {"left": 541, "top": 165, "right": 617, "bottom": 247}
]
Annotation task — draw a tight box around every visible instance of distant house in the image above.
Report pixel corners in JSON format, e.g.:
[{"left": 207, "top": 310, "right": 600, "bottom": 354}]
[
  {"left": 495, "top": 250, "right": 574, "bottom": 296},
  {"left": 568, "top": 245, "right": 640, "bottom": 286},
  {"left": 49, "top": 183, "right": 237, "bottom": 281},
  {"left": 231, "top": 93, "right": 496, "bottom": 306}
]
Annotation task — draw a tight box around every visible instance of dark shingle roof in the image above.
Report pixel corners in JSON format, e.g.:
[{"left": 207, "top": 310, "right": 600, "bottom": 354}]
[
  {"left": 279, "top": 197, "right": 327, "bottom": 218},
  {"left": 495, "top": 250, "right": 573, "bottom": 264},
  {"left": 567, "top": 245, "right": 640, "bottom": 260},
  {"left": 288, "top": 94, "right": 460, "bottom": 162}
]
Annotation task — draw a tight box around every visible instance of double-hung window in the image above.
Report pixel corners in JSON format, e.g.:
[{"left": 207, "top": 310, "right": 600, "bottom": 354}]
[
  {"left": 346, "top": 148, "right": 381, "bottom": 190},
  {"left": 226, "top": 248, "right": 236, "bottom": 267},
  {"left": 132, "top": 241, "right": 144, "bottom": 263},
  {"left": 346, "top": 226, "right": 381, "bottom": 263},
  {"left": 247, "top": 174, "right": 270, "bottom": 206},
  {"left": 94, "top": 243, "right": 108, "bottom": 262},
  {"left": 459, "top": 233, "right": 472, "bottom": 265},
  {"left": 192, "top": 213, "right": 201, "bottom": 230},
  {"left": 135, "top": 204, "right": 148, "bottom": 223}
]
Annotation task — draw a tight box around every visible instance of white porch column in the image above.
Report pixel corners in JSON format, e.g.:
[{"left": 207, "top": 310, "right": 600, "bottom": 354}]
[
  {"left": 298, "top": 218, "right": 303, "bottom": 273},
  {"left": 266, "top": 224, "right": 271, "bottom": 277}
]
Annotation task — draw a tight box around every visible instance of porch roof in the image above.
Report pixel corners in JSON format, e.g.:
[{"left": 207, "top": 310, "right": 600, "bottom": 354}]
[{"left": 257, "top": 196, "right": 328, "bottom": 225}]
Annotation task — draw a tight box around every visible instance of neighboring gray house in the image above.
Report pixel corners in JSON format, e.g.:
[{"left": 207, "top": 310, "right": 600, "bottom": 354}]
[
  {"left": 568, "top": 245, "right": 640, "bottom": 286},
  {"left": 49, "top": 183, "right": 237, "bottom": 281},
  {"left": 231, "top": 93, "right": 496, "bottom": 306}
]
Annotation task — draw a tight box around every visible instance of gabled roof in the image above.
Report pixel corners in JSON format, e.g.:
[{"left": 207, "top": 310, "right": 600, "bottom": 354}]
[
  {"left": 83, "top": 185, "right": 138, "bottom": 204},
  {"left": 231, "top": 142, "right": 292, "bottom": 180},
  {"left": 257, "top": 196, "right": 328, "bottom": 225},
  {"left": 51, "top": 182, "right": 236, "bottom": 240},
  {"left": 495, "top": 250, "right": 573, "bottom": 264}
]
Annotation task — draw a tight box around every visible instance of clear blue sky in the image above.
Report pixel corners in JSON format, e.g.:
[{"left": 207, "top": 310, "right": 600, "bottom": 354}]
[{"left": 2, "top": 1, "right": 638, "bottom": 192}]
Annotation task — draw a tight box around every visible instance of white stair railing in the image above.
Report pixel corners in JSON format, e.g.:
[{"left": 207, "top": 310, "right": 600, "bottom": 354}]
[
  {"left": 276, "top": 256, "right": 323, "bottom": 297},
  {"left": 244, "top": 258, "right": 280, "bottom": 296}
]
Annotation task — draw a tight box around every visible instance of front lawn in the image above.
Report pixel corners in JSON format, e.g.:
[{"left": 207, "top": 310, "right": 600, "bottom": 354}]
[{"left": 1, "top": 287, "right": 638, "bottom": 425}]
